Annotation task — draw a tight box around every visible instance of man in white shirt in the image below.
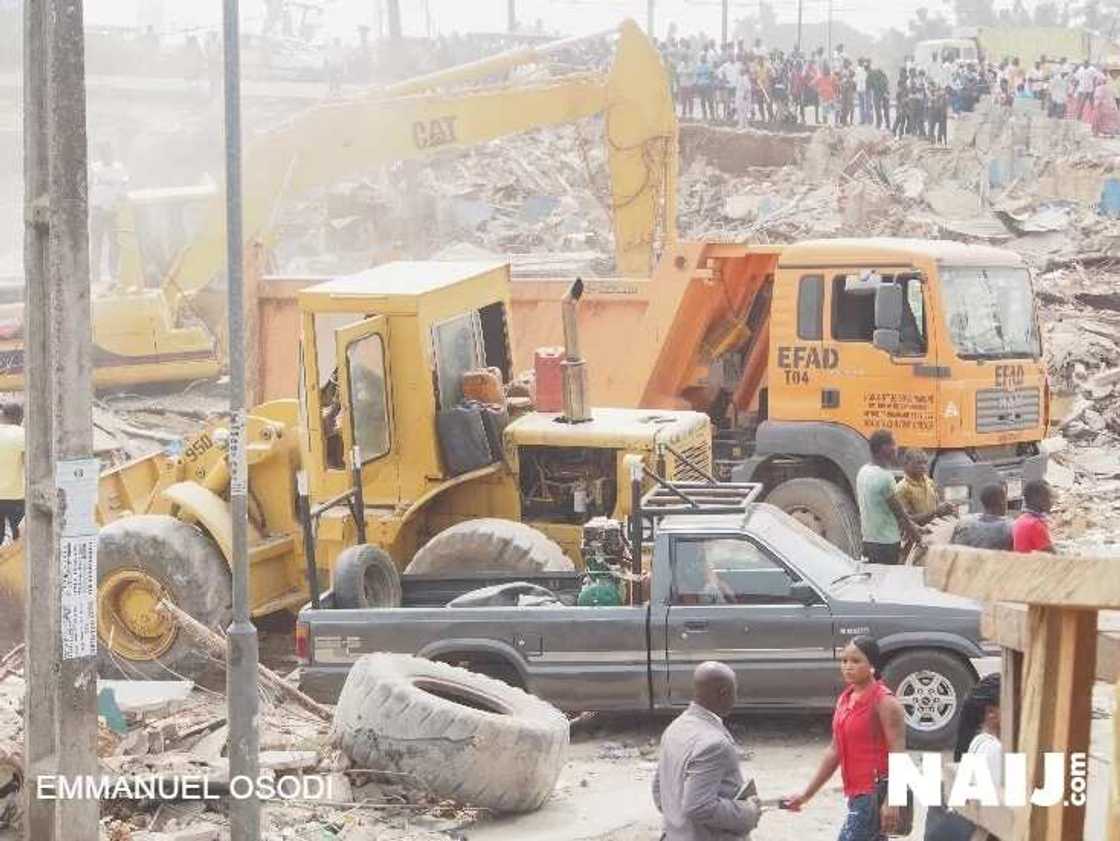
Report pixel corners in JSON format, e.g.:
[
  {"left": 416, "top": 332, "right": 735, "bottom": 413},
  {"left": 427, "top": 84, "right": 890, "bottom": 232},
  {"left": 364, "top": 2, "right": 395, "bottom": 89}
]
[
  {"left": 1075, "top": 60, "right": 1099, "bottom": 118},
  {"left": 854, "top": 59, "right": 868, "bottom": 123},
  {"left": 89, "top": 143, "right": 129, "bottom": 282},
  {"left": 0, "top": 403, "right": 25, "bottom": 542}
]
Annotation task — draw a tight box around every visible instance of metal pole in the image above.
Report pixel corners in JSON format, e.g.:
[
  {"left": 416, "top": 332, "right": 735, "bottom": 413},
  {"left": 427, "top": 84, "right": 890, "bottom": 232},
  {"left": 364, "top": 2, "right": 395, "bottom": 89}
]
[
  {"left": 647, "top": 0, "right": 654, "bottom": 38},
  {"left": 508, "top": 0, "right": 516, "bottom": 32},
  {"left": 21, "top": 1, "right": 55, "bottom": 832},
  {"left": 721, "top": 0, "right": 728, "bottom": 45},
  {"left": 222, "top": 1, "right": 260, "bottom": 839}
]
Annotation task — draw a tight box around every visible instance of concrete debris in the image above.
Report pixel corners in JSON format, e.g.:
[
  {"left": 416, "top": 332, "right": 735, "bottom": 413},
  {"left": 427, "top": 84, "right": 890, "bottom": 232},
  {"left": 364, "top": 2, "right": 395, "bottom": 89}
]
[{"left": 0, "top": 660, "right": 474, "bottom": 841}]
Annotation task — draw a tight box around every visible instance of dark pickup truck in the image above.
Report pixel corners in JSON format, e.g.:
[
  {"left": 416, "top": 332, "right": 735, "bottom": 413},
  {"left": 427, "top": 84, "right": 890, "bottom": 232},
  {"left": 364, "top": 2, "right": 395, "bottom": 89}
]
[{"left": 298, "top": 496, "right": 995, "bottom": 748}]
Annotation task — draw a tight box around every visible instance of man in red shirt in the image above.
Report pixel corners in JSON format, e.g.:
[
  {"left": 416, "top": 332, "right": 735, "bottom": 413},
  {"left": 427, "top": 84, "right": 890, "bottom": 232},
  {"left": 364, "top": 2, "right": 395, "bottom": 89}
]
[{"left": 1012, "top": 479, "right": 1055, "bottom": 553}]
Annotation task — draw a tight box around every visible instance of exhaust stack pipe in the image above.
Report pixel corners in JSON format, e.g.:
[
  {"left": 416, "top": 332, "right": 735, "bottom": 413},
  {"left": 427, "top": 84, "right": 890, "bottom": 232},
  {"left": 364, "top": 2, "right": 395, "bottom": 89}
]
[{"left": 561, "top": 278, "right": 592, "bottom": 424}]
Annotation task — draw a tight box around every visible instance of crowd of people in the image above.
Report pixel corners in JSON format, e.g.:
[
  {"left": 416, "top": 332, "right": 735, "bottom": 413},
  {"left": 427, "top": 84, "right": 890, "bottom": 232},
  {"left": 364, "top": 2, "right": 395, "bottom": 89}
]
[
  {"left": 658, "top": 36, "right": 1120, "bottom": 139},
  {"left": 857, "top": 428, "right": 1054, "bottom": 566}
]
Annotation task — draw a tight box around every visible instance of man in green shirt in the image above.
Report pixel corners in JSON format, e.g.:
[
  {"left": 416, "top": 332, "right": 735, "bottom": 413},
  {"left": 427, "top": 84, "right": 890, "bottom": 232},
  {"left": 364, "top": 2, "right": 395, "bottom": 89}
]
[{"left": 856, "top": 429, "right": 920, "bottom": 564}]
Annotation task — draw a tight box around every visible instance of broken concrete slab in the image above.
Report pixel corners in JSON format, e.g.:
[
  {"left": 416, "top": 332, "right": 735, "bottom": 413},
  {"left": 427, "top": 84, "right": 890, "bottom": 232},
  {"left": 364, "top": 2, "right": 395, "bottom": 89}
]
[{"left": 99, "top": 680, "right": 194, "bottom": 717}]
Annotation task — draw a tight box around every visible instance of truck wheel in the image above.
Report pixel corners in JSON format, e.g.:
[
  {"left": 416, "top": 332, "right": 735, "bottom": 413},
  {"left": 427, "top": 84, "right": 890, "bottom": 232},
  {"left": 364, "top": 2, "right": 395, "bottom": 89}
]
[
  {"left": 764, "top": 478, "right": 861, "bottom": 558},
  {"left": 405, "top": 519, "right": 575, "bottom": 575},
  {"left": 332, "top": 544, "right": 401, "bottom": 609},
  {"left": 882, "top": 649, "right": 976, "bottom": 750},
  {"left": 332, "top": 653, "right": 568, "bottom": 812},
  {"left": 97, "top": 515, "right": 231, "bottom": 681}
]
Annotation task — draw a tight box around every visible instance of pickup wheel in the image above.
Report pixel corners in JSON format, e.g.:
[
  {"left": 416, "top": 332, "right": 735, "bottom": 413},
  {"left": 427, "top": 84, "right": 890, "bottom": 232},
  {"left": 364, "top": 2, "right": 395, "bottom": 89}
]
[
  {"left": 332, "top": 544, "right": 402, "bottom": 609},
  {"left": 764, "top": 478, "right": 861, "bottom": 559},
  {"left": 882, "top": 649, "right": 977, "bottom": 750},
  {"left": 333, "top": 653, "right": 568, "bottom": 812},
  {"left": 96, "top": 515, "right": 231, "bottom": 681},
  {"left": 405, "top": 519, "right": 574, "bottom": 576}
]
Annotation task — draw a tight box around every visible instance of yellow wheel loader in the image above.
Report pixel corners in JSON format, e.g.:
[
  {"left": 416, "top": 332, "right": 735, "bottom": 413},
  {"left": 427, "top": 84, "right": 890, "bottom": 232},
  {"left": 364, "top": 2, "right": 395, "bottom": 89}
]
[{"left": 0, "top": 261, "right": 710, "bottom": 678}]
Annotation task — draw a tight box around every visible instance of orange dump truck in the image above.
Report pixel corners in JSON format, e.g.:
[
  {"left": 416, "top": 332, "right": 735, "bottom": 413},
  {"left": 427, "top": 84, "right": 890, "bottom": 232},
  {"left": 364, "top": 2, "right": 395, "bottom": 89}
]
[{"left": 510, "top": 238, "right": 1049, "bottom": 556}]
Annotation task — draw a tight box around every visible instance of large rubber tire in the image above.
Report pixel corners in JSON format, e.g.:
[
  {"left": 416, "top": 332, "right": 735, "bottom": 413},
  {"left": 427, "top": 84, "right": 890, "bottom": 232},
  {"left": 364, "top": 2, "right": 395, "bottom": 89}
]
[
  {"left": 764, "top": 478, "right": 862, "bottom": 559},
  {"left": 332, "top": 544, "right": 402, "bottom": 609},
  {"left": 882, "top": 648, "right": 976, "bottom": 750},
  {"left": 405, "top": 519, "right": 575, "bottom": 576},
  {"left": 97, "top": 515, "right": 231, "bottom": 681},
  {"left": 332, "top": 653, "right": 569, "bottom": 812}
]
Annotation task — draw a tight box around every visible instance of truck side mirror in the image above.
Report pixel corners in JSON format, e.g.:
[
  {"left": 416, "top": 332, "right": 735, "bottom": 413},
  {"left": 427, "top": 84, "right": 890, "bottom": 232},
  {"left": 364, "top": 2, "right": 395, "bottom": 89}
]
[
  {"left": 873, "top": 284, "right": 903, "bottom": 354},
  {"left": 789, "top": 580, "right": 818, "bottom": 605}
]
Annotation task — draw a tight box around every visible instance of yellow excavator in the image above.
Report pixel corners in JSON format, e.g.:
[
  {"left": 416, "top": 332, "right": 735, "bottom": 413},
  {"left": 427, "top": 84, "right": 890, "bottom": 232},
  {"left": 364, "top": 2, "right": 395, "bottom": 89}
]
[{"left": 0, "top": 19, "right": 676, "bottom": 391}]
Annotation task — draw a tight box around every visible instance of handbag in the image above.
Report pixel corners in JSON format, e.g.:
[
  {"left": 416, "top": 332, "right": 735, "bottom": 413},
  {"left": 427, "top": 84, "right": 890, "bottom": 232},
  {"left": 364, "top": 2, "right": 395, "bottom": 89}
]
[
  {"left": 875, "top": 775, "right": 914, "bottom": 837},
  {"left": 923, "top": 805, "right": 982, "bottom": 841}
]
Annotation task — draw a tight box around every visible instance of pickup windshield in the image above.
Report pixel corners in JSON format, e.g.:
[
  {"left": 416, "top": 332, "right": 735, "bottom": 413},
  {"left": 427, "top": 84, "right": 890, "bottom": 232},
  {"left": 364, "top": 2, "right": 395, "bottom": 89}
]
[
  {"left": 939, "top": 266, "right": 1040, "bottom": 360},
  {"left": 747, "top": 504, "right": 857, "bottom": 587}
]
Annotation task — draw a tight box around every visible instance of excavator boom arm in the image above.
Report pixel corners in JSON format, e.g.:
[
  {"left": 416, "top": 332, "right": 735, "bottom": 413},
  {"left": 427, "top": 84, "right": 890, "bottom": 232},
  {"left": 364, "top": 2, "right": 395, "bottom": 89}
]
[{"left": 156, "top": 18, "right": 675, "bottom": 315}]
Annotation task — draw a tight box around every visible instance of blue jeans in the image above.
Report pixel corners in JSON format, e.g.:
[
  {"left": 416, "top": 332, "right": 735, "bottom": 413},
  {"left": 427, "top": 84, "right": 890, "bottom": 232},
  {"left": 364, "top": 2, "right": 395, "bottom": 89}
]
[{"left": 838, "top": 793, "right": 885, "bottom": 841}]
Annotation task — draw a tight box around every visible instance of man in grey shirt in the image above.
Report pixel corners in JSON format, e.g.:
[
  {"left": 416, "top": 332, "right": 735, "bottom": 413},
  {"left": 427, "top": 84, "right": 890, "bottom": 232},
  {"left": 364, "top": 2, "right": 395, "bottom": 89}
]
[
  {"left": 653, "top": 662, "right": 761, "bottom": 840},
  {"left": 950, "top": 483, "right": 1013, "bottom": 551}
]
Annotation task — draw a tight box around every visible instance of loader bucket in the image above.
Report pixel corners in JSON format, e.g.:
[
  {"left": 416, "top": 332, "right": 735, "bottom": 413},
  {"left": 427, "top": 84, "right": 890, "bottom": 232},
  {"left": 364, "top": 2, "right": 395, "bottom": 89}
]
[{"left": 0, "top": 540, "right": 23, "bottom": 647}]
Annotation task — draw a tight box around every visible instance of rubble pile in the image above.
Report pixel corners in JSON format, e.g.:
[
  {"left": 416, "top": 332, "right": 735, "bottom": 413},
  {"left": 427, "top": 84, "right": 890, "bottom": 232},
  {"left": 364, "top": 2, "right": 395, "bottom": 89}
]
[{"left": 0, "top": 646, "right": 478, "bottom": 841}]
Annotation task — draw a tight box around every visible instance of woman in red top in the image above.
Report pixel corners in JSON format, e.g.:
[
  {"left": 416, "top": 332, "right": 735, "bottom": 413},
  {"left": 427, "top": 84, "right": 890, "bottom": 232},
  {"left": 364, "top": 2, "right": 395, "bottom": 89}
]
[{"left": 787, "top": 636, "right": 907, "bottom": 841}]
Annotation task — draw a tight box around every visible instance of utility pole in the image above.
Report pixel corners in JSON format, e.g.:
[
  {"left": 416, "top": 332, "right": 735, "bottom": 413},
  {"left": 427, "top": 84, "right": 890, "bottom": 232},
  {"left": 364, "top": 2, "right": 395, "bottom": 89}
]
[
  {"left": 222, "top": 2, "right": 260, "bottom": 840},
  {"left": 797, "top": 0, "right": 803, "bottom": 54},
  {"left": 508, "top": 0, "right": 516, "bottom": 32},
  {"left": 647, "top": 0, "right": 654, "bottom": 38},
  {"left": 721, "top": 0, "right": 729, "bottom": 45},
  {"left": 21, "top": 3, "right": 55, "bottom": 837},
  {"left": 386, "top": 0, "right": 401, "bottom": 41},
  {"left": 24, "top": 1, "right": 99, "bottom": 840},
  {"left": 827, "top": 0, "right": 833, "bottom": 58}
]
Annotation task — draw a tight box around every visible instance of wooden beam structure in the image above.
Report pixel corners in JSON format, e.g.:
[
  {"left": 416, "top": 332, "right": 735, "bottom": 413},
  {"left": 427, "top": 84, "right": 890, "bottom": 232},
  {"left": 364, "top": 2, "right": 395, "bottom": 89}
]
[
  {"left": 924, "top": 545, "right": 1120, "bottom": 841},
  {"left": 925, "top": 545, "right": 1120, "bottom": 608}
]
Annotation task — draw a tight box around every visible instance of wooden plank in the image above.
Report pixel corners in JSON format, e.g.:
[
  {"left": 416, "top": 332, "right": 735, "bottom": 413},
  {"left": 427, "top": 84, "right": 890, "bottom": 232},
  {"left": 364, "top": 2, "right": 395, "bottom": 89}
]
[
  {"left": 926, "top": 546, "right": 1120, "bottom": 608},
  {"left": 1016, "top": 607, "right": 1096, "bottom": 841},
  {"left": 1001, "top": 648, "right": 1023, "bottom": 753},
  {"left": 983, "top": 603, "right": 1120, "bottom": 683},
  {"left": 1112, "top": 677, "right": 1120, "bottom": 841}
]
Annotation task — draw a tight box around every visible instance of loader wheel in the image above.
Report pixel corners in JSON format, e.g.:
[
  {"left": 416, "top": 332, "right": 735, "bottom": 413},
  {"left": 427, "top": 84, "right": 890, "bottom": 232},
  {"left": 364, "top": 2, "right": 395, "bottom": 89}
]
[
  {"left": 764, "top": 478, "right": 862, "bottom": 559},
  {"left": 332, "top": 544, "right": 401, "bottom": 609},
  {"left": 97, "top": 515, "right": 230, "bottom": 681},
  {"left": 405, "top": 519, "right": 575, "bottom": 576},
  {"left": 332, "top": 653, "right": 569, "bottom": 812}
]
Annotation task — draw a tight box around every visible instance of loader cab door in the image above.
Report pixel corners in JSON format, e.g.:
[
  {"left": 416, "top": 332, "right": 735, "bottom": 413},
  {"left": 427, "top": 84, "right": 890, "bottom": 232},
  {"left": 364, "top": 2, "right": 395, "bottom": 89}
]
[
  {"left": 818, "top": 268, "right": 939, "bottom": 449},
  {"left": 335, "top": 316, "right": 394, "bottom": 485}
]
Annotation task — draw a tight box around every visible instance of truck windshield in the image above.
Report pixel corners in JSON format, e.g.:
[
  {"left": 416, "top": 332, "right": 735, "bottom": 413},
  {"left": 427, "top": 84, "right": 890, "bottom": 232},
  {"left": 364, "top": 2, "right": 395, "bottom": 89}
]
[
  {"left": 747, "top": 504, "right": 857, "bottom": 586},
  {"left": 940, "top": 266, "right": 1040, "bottom": 360}
]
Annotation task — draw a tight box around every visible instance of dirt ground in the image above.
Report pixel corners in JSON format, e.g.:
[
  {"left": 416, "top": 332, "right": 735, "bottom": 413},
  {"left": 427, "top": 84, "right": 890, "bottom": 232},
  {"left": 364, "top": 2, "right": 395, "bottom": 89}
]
[{"left": 470, "top": 711, "right": 854, "bottom": 841}]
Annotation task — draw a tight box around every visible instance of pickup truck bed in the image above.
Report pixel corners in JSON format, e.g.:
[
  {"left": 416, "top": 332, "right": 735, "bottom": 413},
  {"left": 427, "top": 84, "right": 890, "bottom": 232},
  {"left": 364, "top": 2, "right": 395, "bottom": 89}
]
[{"left": 299, "top": 503, "right": 992, "bottom": 748}]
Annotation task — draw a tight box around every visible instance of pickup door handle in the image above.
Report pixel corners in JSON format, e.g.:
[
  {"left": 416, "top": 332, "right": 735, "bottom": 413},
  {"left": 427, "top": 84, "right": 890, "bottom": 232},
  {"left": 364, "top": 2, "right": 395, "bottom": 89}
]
[{"left": 684, "top": 620, "right": 710, "bottom": 631}]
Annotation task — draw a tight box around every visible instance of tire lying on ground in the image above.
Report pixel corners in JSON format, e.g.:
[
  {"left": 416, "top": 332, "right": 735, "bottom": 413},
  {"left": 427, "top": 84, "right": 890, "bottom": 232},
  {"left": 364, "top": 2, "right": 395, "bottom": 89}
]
[
  {"left": 332, "top": 653, "right": 569, "bottom": 812},
  {"left": 96, "top": 515, "right": 231, "bottom": 681},
  {"left": 332, "top": 544, "right": 402, "bottom": 609},
  {"left": 764, "top": 478, "right": 862, "bottom": 559},
  {"left": 405, "top": 518, "right": 575, "bottom": 576},
  {"left": 0, "top": 743, "right": 21, "bottom": 830}
]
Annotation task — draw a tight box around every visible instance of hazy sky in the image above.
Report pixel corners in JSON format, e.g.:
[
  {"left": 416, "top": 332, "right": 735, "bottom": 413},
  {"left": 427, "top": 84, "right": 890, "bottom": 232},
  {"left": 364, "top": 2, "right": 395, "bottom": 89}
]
[{"left": 85, "top": 0, "right": 1052, "bottom": 41}]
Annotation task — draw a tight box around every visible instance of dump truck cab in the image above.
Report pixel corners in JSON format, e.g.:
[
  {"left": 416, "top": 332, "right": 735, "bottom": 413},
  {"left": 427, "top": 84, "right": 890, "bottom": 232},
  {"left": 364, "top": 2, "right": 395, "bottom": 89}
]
[
  {"left": 508, "top": 237, "right": 1048, "bottom": 558},
  {"left": 737, "top": 238, "right": 1047, "bottom": 525},
  {"left": 296, "top": 260, "right": 712, "bottom": 571}
]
